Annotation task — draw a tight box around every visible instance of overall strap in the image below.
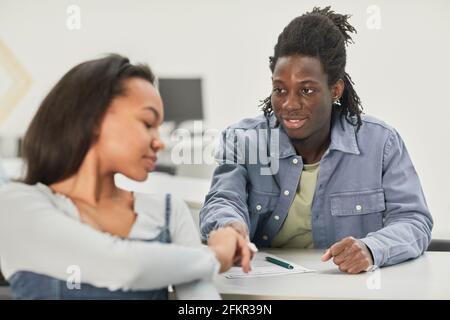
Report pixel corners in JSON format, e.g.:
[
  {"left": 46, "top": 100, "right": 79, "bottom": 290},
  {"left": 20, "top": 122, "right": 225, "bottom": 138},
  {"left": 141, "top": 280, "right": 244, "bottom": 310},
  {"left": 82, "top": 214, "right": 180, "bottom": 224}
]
[
  {"left": 158, "top": 193, "right": 171, "bottom": 244},
  {"left": 165, "top": 193, "right": 171, "bottom": 229}
]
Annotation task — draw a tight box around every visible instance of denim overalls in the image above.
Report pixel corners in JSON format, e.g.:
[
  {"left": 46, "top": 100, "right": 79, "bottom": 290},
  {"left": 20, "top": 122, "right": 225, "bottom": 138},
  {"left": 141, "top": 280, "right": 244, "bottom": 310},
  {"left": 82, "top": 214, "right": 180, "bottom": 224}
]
[{"left": 9, "top": 194, "right": 172, "bottom": 300}]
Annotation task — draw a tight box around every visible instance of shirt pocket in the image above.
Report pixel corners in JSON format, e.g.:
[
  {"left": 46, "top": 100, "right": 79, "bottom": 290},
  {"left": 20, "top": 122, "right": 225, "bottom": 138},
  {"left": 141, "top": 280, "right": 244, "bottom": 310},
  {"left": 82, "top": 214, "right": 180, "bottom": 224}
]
[
  {"left": 330, "top": 188, "right": 386, "bottom": 216},
  {"left": 248, "top": 189, "right": 279, "bottom": 215}
]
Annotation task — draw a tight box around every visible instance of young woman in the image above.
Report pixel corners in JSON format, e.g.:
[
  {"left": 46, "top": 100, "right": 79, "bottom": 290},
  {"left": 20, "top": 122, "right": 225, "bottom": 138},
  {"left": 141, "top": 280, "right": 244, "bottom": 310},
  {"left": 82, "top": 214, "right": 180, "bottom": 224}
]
[
  {"left": 0, "top": 54, "right": 251, "bottom": 299},
  {"left": 200, "top": 7, "right": 433, "bottom": 274}
]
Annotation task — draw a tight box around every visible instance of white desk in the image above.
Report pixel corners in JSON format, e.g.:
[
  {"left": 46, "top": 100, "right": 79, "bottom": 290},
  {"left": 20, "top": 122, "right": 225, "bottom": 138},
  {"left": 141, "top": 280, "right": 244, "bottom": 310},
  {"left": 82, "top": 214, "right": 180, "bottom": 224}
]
[
  {"left": 1, "top": 251, "right": 448, "bottom": 300},
  {"left": 215, "top": 249, "right": 450, "bottom": 299}
]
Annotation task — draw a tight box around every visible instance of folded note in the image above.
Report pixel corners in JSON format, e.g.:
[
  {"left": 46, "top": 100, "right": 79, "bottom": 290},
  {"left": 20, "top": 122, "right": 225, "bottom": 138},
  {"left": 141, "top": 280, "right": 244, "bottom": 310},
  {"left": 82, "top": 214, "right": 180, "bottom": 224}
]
[{"left": 223, "top": 252, "right": 315, "bottom": 278}]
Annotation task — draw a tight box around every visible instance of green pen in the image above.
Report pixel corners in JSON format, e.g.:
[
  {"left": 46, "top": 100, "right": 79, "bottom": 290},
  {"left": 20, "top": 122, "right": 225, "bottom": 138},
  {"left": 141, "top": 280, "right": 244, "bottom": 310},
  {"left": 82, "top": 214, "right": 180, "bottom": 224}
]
[{"left": 265, "top": 256, "right": 294, "bottom": 269}]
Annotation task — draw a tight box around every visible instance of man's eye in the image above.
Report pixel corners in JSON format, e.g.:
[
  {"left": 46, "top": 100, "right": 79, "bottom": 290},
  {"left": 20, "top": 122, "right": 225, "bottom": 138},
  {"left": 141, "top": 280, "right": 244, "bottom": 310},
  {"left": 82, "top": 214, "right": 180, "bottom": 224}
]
[
  {"left": 302, "top": 88, "right": 315, "bottom": 95},
  {"left": 272, "top": 87, "right": 286, "bottom": 94}
]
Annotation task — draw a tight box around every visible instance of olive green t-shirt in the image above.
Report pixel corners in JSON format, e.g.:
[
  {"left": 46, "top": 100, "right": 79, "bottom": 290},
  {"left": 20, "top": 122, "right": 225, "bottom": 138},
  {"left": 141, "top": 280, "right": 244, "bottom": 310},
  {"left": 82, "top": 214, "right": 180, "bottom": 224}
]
[{"left": 271, "top": 161, "right": 320, "bottom": 248}]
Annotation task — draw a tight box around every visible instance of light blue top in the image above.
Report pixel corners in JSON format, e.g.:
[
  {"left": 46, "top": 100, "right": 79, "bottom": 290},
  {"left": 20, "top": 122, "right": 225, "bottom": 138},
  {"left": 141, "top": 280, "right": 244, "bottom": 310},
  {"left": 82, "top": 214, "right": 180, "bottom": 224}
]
[
  {"left": 8, "top": 194, "right": 173, "bottom": 299},
  {"left": 200, "top": 110, "right": 433, "bottom": 268},
  {"left": 0, "top": 182, "right": 220, "bottom": 299}
]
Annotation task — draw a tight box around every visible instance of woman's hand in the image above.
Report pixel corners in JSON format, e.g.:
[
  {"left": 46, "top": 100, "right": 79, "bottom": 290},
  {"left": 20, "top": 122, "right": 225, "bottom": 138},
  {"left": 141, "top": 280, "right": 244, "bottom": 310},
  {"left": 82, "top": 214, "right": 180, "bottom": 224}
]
[{"left": 207, "top": 227, "right": 252, "bottom": 273}]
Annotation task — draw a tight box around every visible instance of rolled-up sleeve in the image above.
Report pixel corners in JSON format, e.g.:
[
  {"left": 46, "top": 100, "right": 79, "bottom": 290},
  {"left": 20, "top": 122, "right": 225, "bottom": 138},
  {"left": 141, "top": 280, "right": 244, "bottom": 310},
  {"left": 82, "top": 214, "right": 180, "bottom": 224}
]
[{"left": 360, "top": 129, "right": 433, "bottom": 267}]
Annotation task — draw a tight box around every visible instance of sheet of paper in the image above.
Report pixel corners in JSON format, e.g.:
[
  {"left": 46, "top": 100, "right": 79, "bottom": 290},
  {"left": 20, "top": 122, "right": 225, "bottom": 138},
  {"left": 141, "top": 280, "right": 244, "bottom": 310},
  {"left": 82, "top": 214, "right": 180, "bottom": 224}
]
[{"left": 223, "top": 252, "right": 315, "bottom": 279}]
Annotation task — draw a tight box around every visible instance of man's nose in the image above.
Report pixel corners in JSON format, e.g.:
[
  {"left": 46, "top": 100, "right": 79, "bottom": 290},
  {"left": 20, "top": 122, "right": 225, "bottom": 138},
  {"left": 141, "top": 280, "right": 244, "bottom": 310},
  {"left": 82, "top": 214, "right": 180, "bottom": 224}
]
[{"left": 283, "top": 92, "right": 302, "bottom": 111}]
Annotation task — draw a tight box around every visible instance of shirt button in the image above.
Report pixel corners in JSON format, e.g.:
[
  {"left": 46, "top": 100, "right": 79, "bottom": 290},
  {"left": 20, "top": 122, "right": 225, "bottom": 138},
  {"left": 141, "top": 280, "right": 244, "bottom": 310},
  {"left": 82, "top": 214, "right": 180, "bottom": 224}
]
[
  {"left": 356, "top": 205, "right": 362, "bottom": 211},
  {"left": 274, "top": 215, "right": 280, "bottom": 220},
  {"left": 292, "top": 158, "right": 299, "bottom": 165},
  {"left": 262, "top": 235, "right": 268, "bottom": 241},
  {"left": 256, "top": 204, "right": 262, "bottom": 211},
  {"left": 284, "top": 190, "right": 290, "bottom": 196}
]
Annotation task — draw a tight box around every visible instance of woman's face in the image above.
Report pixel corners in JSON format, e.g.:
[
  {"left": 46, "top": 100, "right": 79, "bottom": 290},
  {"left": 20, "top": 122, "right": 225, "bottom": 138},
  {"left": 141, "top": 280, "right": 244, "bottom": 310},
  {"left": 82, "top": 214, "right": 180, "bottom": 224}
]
[
  {"left": 95, "top": 77, "right": 165, "bottom": 181},
  {"left": 271, "top": 54, "right": 342, "bottom": 141}
]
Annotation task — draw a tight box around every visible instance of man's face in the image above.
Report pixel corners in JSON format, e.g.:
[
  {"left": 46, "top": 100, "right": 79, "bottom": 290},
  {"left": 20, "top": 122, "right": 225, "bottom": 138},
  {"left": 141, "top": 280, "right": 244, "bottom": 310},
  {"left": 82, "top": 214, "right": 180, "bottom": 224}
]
[{"left": 271, "top": 55, "right": 337, "bottom": 141}]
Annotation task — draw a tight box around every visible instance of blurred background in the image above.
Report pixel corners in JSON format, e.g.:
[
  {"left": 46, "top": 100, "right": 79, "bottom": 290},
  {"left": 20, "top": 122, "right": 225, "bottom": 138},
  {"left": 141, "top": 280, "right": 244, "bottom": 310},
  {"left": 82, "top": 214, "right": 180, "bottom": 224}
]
[{"left": 0, "top": 0, "right": 449, "bottom": 239}]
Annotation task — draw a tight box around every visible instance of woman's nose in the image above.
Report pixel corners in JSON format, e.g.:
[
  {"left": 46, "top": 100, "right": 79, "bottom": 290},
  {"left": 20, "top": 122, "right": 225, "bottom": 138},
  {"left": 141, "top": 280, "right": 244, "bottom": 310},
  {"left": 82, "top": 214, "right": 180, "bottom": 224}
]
[{"left": 151, "top": 138, "right": 165, "bottom": 152}]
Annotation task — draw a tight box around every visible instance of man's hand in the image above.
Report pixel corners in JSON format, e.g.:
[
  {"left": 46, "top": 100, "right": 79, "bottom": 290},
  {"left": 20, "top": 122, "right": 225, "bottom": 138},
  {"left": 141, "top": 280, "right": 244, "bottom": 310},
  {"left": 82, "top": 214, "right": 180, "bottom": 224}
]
[
  {"left": 321, "top": 237, "right": 374, "bottom": 274},
  {"left": 227, "top": 221, "right": 250, "bottom": 241}
]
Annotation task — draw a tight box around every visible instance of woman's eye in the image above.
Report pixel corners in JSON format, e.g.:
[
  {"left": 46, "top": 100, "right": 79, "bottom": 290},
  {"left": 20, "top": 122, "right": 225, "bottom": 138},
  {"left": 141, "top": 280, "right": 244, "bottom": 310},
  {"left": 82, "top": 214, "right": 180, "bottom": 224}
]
[
  {"left": 302, "top": 88, "right": 315, "bottom": 95},
  {"left": 143, "top": 121, "right": 152, "bottom": 129}
]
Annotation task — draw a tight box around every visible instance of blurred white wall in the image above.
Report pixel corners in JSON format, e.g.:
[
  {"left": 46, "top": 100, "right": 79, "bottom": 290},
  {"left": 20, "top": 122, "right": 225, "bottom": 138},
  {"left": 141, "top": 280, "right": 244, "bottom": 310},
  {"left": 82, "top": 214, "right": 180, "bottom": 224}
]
[{"left": 0, "top": 0, "right": 449, "bottom": 237}]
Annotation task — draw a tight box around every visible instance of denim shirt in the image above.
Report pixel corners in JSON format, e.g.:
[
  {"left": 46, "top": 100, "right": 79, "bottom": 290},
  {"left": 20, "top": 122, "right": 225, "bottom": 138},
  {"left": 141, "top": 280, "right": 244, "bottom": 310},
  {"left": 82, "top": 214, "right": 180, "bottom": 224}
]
[{"left": 200, "top": 111, "right": 433, "bottom": 267}]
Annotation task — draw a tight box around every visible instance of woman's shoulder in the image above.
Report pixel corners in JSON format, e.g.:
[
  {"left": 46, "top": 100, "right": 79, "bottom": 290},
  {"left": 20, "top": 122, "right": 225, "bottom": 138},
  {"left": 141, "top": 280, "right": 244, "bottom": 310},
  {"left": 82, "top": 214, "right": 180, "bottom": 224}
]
[
  {"left": 0, "top": 182, "right": 59, "bottom": 220},
  {"left": 134, "top": 192, "right": 187, "bottom": 209},
  {"left": 134, "top": 192, "right": 190, "bottom": 218},
  {"left": 0, "top": 181, "right": 49, "bottom": 200},
  {"left": 133, "top": 192, "right": 198, "bottom": 245}
]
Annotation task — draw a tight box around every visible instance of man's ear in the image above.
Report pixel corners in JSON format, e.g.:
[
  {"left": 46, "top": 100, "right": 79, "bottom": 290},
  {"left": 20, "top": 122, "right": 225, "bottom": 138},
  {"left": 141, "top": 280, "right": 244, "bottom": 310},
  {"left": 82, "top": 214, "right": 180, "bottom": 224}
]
[{"left": 332, "top": 79, "right": 345, "bottom": 100}]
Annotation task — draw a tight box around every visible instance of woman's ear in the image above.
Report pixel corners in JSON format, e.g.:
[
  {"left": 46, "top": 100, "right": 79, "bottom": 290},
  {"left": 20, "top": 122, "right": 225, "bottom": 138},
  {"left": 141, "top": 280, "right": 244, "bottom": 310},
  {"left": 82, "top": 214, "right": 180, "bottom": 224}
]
[{"left": 91, "top": 123, "right": 102, "bottom": 144}]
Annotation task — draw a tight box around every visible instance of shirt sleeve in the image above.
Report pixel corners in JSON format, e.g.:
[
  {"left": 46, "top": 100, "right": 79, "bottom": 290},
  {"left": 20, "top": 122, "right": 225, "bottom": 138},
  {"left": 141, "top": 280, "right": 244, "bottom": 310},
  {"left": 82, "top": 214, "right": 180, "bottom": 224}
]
[
  {"left": 360, "top": 129, "right": 433, "bottom": 267},
  {"left": 199, "top": 129, "right": 251, "bottom": 241},
  {"left": 0, "top": 183, "right": 219, "bottom": 292},
  {"left": 169, "top": 196, "right": 221, "bottom": 300}
]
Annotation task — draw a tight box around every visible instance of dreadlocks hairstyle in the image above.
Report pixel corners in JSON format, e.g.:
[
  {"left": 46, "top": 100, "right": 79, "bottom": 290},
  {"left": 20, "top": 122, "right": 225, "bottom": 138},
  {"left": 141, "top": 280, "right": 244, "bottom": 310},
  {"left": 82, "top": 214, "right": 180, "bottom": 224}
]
[{"left": 260, "top": 6, "right": 363, "bottom": 130}]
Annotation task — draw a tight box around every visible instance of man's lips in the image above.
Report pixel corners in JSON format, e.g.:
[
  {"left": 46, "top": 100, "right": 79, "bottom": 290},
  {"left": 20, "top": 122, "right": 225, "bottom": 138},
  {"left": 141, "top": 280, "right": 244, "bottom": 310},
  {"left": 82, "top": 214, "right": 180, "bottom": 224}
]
[{"left": 282, "top": 117, "right": 308, "bottom": 129}]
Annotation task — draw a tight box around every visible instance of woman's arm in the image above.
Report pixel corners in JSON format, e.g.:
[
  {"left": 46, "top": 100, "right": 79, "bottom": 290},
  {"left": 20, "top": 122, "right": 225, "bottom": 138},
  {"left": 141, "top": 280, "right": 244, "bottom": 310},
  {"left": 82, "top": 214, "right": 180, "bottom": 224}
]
[
  {"left": 0, "top": 183, "right": 219, "bottom": 291},
  {"left": 169, "top": 196, "right": 221, "bottom": 299}
]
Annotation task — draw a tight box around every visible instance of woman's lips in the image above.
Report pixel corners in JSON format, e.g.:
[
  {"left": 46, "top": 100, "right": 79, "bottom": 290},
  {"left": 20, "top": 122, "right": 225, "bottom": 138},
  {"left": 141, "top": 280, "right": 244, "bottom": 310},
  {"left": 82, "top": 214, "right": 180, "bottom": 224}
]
[
  {"left": 143, "top": 156, "right": 157, "bottom": 171},
  {"left": 282, "top": 118, "right": 308, "bottom": 129}
]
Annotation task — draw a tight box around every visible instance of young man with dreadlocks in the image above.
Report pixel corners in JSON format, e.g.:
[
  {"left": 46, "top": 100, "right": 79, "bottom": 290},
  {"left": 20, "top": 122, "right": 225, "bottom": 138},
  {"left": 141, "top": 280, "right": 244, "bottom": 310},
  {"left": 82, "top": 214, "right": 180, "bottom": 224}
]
[{"left": 200, "top": 7, "right": 432, "bottom": 274}]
